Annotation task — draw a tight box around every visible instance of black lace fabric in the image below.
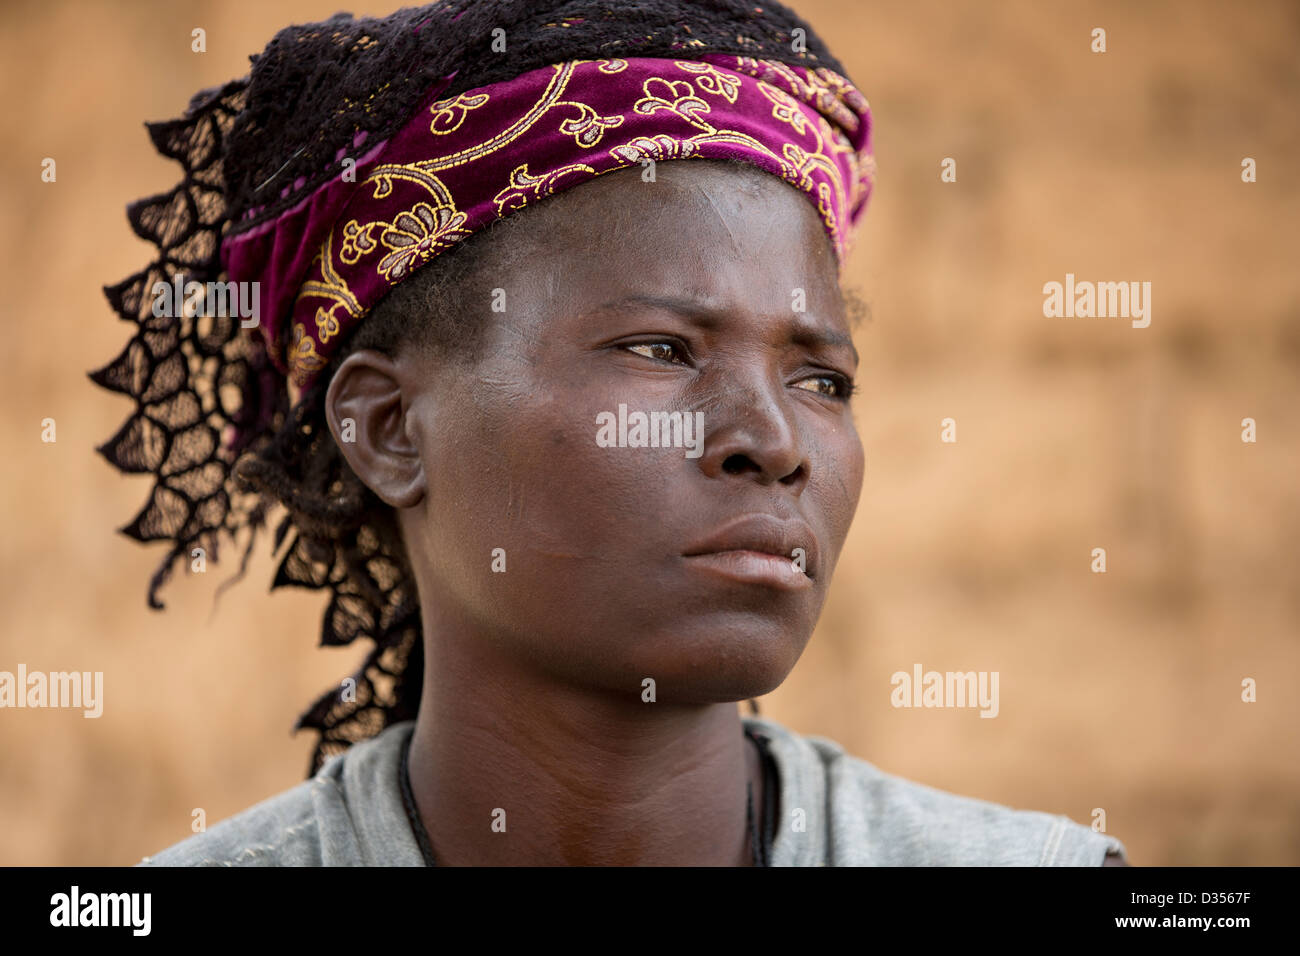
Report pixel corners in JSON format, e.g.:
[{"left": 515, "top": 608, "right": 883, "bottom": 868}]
[
  {"left": 93, "top": 80, "right": 268, "bottom": 608},
  {"left": 92, "top": 73, "right": 428, "bottom": 776},
  {"left": 93, "top": 0, "right": 850, "bottom": 779}
]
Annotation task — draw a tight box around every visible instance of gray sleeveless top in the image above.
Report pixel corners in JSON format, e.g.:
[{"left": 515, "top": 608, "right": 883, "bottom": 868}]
[{"left": 137, "top": 715, "right": 1127, "bottom": 866}]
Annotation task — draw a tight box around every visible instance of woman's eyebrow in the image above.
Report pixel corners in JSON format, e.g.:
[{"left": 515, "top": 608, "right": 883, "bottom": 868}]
[
  {"left": 583, "top": 294, "right": 724, "bottom": 326},
  {"left": 792, "top": 326, "right": 859, "bottom": 367},
  {"left": 583, "top": 294, "right": 860, "bottom": 364}
]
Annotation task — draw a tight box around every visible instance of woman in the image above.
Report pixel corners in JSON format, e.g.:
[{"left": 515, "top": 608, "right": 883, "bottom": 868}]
[{"left": 97, "top": 0, "right": 1128, "bottom": 866}]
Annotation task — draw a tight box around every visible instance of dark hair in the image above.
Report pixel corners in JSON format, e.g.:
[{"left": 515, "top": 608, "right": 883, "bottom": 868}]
[{"left": 94, "top": 0, "right": 852, "bottom": 777}]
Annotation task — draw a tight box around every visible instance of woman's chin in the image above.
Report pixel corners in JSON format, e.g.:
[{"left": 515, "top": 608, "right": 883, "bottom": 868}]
[{"left": 614, "top": 624, "right": 809, "bottom": 704}]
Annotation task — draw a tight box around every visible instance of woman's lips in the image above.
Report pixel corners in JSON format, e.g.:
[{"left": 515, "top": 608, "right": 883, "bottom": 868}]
[
  {"left": 681, "top": 513, "right": 817, "bottom": 589},
  {"left": 682, "top": 549, "right": 813, "bottom": 590}
]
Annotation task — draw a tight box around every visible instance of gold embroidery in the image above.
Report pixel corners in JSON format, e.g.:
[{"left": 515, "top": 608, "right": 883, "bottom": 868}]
[
  {"left": 758, "top": 83, "right": 808, "bottom": 136},
  {"left": 289, "top": 322, "right": 325, "bottom": 383},
  {"left": 292, "top": 239, "right": 364, "bottom": 382},
  {"left": 814, "top": 180, "right": 840, "bottom": 249},
  {"left": 673, "top": 61, "right": 741, "bottom": 103},
  {"left": 813, "top": 67, "right": 868, "bottom": 115},
  {"left": 633, "top": 77, "right": 712, "bottom": 129},
  {"left": 609, "top": 65, "right": 801, "bottom": 181},
  {"left": 493, "top": 162, "right": 595, "bottom": 215},
  {"left": 298, "top": 236, "right": 362, "bottom": 316},
  {"left": 413, "top": 62, "right": 579, "bottom": 172},
  {"left": 746, "top": 58, "right": 818, "bottom": 104},
  {"left": 366, "top": 165, "right": 454, "bottom": 204},
  {"left": 428, "top": 91, "right": 490, "bottom": 135},
  {"left": 339, "top": 218, "right": 379, "bottom": 264},
  {"left": 375, "top": 202, "right": 470, "bottom": 280},
  {"left": 609, "top": 134, "right": 699, "bottom": 164},
  {"left": 739, "top": 57, "right": 864, "bottom": 141},
  {"left": 554, "top": 101, "right": 624, "bottom": 147},
  {"left": 314, "top": 306, "right": 340, "bottom": 343},
  {"left": 783, "top": 141, "right": 838, "bottom": 186}
]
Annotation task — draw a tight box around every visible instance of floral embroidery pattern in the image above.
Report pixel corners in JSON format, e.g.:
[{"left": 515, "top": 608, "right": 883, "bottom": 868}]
[
  {"left": 759, "top": 83, "right": 809, "bottom": 136},
  {"left": 674, "top": 60, "right": 742, "bottom": 103},
  {"left": 610, "top": 134, "right": 699, "bottom": 164},
  {"left": 375, "top": 202, "right": 469, "bottom": 281},
  {"left": 493, "top": 162, "right": 596, "bottom": 215},
  {"left": 634, "top": 77, "right": 712, "bottom": 126},
  {"left": 315, "top": 306, "right": 340, "bottom": 344},
  {"left": 428, "top": 91, "right": 490, "bottom": 135},
  {"left": 339, "top": 218, "right": 378, "bottom": 264},
  {"left": 556, "top": 101, "right": 625, "bottom": 147}
]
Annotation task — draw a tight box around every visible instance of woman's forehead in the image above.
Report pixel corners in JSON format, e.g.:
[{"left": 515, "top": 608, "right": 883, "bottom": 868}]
[{"left": 504, "top": 162, "right": 841, "bottom": 301}]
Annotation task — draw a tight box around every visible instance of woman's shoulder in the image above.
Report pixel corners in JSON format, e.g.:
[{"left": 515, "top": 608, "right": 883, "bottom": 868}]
[
  {"left": 744, "top": 715, "right": 1128, "bottom": 866},
  {"left": 135, "top": 775, "right": 331, "bottom": 867},
  {"left": 135, "top": 721, "right": 418, "bottom": 867}
]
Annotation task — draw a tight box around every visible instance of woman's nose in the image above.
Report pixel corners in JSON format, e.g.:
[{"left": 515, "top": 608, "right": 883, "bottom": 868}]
[{"left": 692, "top": 374, "right": 809, "bottom": 492}]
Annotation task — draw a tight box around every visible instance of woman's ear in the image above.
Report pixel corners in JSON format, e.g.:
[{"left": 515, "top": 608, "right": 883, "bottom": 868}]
[{"left": 324, "top": 349, "right": 426, "bottom": 509}]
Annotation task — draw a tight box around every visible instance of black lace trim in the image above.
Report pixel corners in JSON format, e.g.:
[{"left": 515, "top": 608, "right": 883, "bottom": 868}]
[{"left": 91, "top": 80, "right": 278, "bottom": 612}]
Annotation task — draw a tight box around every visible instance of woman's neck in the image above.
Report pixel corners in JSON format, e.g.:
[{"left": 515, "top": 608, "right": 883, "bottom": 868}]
[{"left": 405, "top": 629, "right": 765, "bottom": 866}]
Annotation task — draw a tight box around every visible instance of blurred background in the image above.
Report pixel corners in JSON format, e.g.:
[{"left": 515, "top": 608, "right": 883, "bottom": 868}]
[{"left": 1, "top": 0, "right": 1297, "bottom": 866}]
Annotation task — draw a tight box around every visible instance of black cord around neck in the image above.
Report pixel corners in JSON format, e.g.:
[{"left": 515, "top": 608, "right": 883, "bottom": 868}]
[
  {"left": 399, "top": 732, "right": 438, "bottom": 867},
  {"left": 746, "top": 726, "right": 779, "bottom": 867}
]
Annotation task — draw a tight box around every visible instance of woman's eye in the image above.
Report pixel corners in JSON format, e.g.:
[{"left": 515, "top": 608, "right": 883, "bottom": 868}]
[
  {"left": 795, "top": 374, "right": 857, "bottom": 400},
  {"left": 625, "top": 341, "right": 688, "bottom": 365}
]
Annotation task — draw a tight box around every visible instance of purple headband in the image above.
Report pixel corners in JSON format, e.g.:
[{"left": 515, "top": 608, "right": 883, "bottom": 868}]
[{"left": 223, "top": 54, "right": 875, "bottom": 389}]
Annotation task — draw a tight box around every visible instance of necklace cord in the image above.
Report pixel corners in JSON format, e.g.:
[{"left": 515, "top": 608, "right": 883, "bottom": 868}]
[{"left": 399, "top": 733, "right": 439, "bottom": 866}]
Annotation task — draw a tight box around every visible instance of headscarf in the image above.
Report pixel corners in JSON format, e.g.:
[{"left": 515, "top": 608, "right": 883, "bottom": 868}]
[
  {"left": 92, "top": 0, "right": 875, "bottom": 773},
  {"left": 235, "top": 54, "right": 872, "bottom": 389}
]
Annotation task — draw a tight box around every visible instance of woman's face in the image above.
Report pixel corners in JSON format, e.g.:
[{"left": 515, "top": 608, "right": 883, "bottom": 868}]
[{"left": 395, "top": 161, "right": 864, "bottom": 702}]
